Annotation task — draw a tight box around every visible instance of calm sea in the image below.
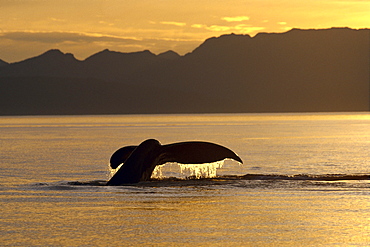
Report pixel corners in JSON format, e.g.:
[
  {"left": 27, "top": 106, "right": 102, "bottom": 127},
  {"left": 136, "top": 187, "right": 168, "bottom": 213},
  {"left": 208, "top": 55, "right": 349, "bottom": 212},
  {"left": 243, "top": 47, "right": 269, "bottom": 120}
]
[{"left": 1, "top": 113, "right": 369, "bottom": 246}]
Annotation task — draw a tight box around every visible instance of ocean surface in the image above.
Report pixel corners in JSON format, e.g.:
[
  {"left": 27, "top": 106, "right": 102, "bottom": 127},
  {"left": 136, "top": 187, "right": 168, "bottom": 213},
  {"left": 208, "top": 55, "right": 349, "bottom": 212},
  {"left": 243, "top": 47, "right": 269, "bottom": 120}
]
[{"left": 1, "top": 113, "right": 369, "bottom": 246}]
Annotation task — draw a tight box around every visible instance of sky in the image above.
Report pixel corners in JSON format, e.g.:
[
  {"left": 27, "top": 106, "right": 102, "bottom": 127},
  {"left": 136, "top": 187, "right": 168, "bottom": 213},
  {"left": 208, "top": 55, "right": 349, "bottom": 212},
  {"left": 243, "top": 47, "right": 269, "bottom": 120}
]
[{"left": 1, "top": 0, "right": 369, "bottom": 62}]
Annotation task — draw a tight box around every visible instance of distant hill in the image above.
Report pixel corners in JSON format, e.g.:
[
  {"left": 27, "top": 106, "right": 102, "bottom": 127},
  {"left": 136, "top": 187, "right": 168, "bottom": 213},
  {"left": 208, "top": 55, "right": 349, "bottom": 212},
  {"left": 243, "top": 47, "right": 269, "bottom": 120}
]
[
  {"left": 0, "top": 59, "right": 8, "bottom": 67},
  {"left": 0, "top": 27, "right": 369, "bottom": 115},
  {"left": 157, "top": 50, "right": 181, "bottom": 60}
]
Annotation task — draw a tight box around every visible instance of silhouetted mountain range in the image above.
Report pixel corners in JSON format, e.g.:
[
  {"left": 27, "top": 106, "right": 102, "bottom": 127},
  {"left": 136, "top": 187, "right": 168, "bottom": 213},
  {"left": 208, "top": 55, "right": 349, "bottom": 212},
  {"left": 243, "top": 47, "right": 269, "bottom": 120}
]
[{"left": 0, "top": 27, "right": 369, "bottom": 115}]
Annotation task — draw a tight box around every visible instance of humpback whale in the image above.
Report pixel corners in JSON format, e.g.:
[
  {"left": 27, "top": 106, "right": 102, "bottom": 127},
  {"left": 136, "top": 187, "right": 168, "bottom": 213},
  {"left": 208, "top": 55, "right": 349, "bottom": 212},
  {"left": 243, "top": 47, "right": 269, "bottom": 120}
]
[{"left": 107, "top": 139, "right": 243, "bottom": 185}]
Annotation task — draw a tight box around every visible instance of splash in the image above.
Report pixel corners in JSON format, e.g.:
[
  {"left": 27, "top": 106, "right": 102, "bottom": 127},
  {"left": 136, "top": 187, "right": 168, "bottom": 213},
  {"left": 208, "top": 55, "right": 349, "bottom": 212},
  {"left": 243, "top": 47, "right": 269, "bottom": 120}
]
[
  {"left": 108, "top": 160, "right": 243, "bottom": 181},
  {"left": 107, "top": 163, "right": 123, "bottom": 180},
  {"left": 151, "top": 161, "right": 225, "bottom": 179}
]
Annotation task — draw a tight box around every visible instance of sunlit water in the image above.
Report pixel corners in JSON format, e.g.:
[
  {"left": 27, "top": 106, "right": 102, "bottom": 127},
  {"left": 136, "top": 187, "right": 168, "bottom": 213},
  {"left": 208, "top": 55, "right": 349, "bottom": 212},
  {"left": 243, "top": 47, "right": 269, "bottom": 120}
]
[{"left": 1, "top": 113, "right": 369, "bottom": 246}]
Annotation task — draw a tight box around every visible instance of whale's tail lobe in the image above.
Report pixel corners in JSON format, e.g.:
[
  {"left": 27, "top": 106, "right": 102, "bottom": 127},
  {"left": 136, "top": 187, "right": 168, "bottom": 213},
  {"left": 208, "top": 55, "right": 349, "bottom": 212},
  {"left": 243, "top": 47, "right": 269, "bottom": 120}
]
[
  {"left": 110, "top": 145, "right": 137, "bottom": 169},
  {"left": 160, "top": 141, "right": 243, "bottom": 165}
]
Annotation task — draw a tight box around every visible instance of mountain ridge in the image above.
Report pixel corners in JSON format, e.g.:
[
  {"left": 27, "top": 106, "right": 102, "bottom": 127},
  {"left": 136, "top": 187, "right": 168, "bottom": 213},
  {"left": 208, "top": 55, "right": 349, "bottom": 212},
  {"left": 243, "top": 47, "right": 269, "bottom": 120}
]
[
  {"left": 0, "top": 59, "right": 8, "bottom": 67},
  {"left": 0, "top": 27, "right": 369, "bottom": 115},
  {"left": 1, "top": 27, "right": 367, "bottom": 64}
]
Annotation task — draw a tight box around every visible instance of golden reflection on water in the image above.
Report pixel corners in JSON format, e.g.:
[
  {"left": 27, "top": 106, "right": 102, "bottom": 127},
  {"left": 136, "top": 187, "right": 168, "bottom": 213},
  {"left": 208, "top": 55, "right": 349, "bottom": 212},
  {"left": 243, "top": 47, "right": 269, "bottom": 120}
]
[
  {"left": 1, "top": 112, "right": 369, "bottom": 127},
  {"left": 2, "top": 187, "right": 369, "bottom": 246},
  {"left": 1, "top": 113, "right": 369, "bottom": 246}
]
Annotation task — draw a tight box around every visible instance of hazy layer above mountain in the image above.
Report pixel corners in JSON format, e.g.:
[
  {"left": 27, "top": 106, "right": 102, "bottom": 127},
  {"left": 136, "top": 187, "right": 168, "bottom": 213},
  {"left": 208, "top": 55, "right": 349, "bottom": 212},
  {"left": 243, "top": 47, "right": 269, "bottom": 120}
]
[{"left": 0, "top": 28, "right": 369, "bottom": 115}]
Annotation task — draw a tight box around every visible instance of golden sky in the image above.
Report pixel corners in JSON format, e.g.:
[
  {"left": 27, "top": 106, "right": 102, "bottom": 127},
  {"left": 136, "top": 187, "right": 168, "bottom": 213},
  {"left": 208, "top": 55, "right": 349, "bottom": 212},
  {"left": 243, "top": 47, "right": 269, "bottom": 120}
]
[{"left": 1, "top": 0, "right": 369, "bottom": 62}]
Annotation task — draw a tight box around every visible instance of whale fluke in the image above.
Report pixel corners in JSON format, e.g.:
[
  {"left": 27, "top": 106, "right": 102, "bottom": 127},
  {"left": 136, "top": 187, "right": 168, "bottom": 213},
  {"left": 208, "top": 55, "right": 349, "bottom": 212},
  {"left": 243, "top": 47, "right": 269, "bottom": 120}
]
[
  {"left": 110, "top": 145, "right": 137, "bottom": 169},
  {"left": 107, "top": 139, "right": 243, "bottom": 185},
  {"left": 160, "top": 141, "right": 243, "bottom": 165}
]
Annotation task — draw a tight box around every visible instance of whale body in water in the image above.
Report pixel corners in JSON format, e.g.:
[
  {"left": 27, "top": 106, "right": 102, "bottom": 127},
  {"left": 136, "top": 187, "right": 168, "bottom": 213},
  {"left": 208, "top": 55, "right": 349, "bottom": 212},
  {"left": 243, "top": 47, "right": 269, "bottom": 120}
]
[{"left": 107, "top": 139, "right": 243, "bottom": 185}]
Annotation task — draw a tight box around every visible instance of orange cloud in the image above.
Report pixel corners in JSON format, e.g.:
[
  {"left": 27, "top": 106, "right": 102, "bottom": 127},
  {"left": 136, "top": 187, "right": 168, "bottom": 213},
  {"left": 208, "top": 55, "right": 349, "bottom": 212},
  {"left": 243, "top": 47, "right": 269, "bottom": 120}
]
[
  {"left": 0, "top": 31, "right": 142, "bottom": 44},
  {"left": 222, "top": 16, "right": 250, "bottom": 22},
  {"left": 160, "top": 21, "right": 186, "bottom": 27},
  {"left": 191, "top": 24, "right": 207, "bottom": 29},
  {"left": 206, "top": 25, "right": 231, "bottom": 32},
  {"left": 190, "top": 23, "right": 264, "bottom": 34}
]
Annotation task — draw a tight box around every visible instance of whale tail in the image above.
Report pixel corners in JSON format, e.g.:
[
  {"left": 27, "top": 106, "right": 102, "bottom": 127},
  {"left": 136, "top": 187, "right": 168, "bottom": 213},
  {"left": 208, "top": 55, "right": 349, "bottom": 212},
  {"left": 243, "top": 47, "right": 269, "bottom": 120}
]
[{"left": 107, "top": 139, "right": 243, "bottom": 185}]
